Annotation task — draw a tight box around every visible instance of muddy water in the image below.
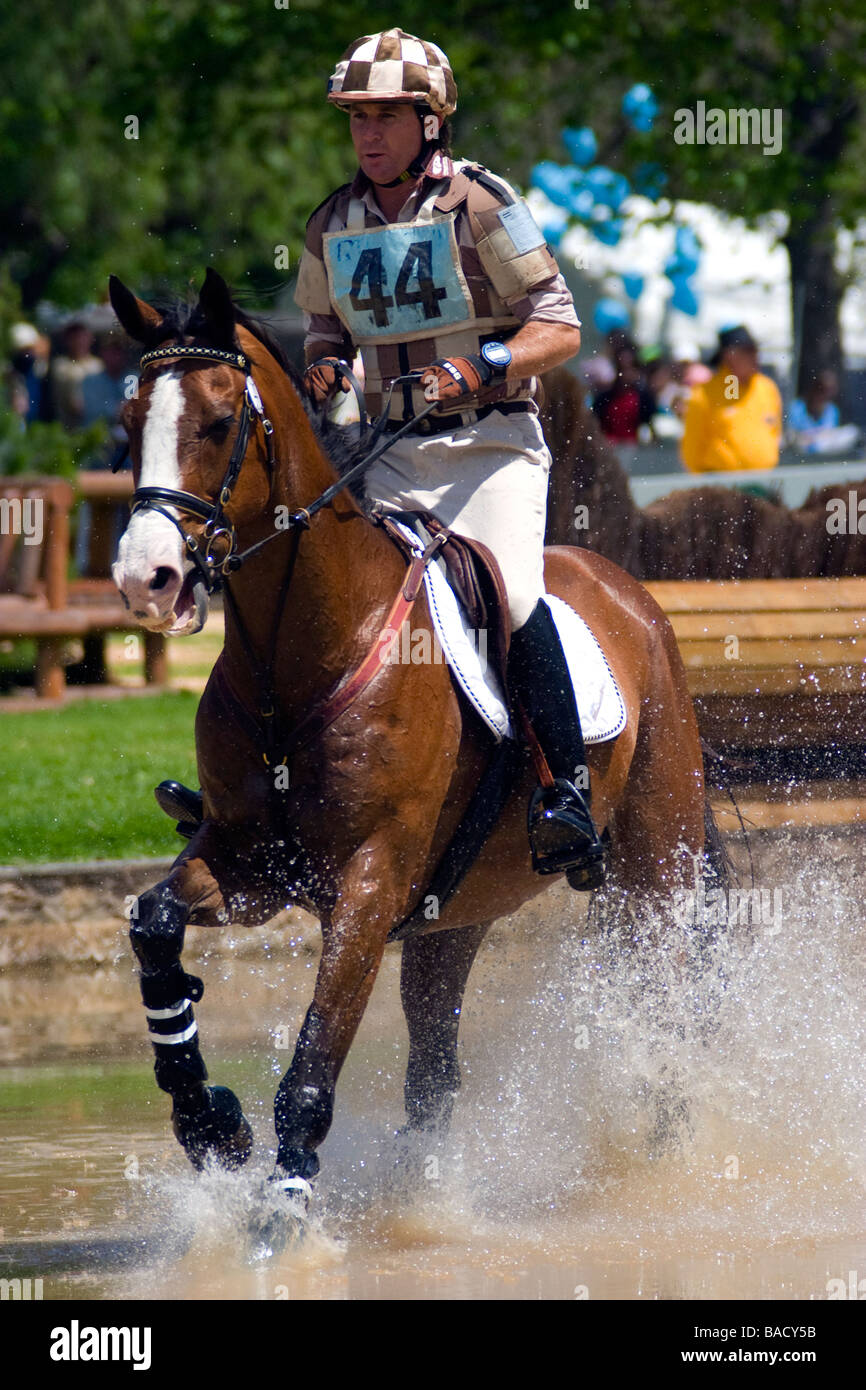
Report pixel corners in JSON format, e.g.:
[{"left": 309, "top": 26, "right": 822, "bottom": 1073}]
[{"left": 2, "top": 828, "right": 866, "bottom": 1301}]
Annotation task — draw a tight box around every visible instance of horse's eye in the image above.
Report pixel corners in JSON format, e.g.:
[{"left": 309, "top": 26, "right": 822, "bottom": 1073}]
[{"left": 203, "top": 415, "right": 235, "bottom": 440}]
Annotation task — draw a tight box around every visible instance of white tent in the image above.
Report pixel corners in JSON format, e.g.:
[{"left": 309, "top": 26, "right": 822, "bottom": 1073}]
[{"left": 527, "top": 191, "right": 866, "bottom": 381}]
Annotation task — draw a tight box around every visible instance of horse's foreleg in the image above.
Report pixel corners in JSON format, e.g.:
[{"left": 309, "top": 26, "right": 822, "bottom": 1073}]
[
  {"left": 273, "top": 837, "right": 423, "bottom": 1182},
  {"left": 400, "top": 922, "right": 490, "bottom": 1133},
  {"left": 273, "top": 925, "right": 390, "bottom": 1180},
  {"left": 130, "top": 861, "right": 253, "bottom": 1171}
]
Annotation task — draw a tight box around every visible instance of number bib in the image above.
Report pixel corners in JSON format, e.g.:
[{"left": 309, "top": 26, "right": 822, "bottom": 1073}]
[{"left": 323, "top": 212, "right": 473, "bottom": 343}]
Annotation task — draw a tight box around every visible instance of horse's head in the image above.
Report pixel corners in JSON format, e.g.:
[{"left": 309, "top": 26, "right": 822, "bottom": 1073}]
[{"left": 109, "top": 269, "right": 279, "bottom": 635}]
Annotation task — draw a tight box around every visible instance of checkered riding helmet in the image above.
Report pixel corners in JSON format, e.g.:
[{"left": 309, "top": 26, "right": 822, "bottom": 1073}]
[{"left": 327, "top": 27, "right": 457, "bottom": 118}]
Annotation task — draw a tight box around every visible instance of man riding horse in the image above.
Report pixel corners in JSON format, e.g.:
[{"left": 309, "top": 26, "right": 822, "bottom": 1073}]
[{"left": 158, "top": 26, "right": 605, "bottom": 889}]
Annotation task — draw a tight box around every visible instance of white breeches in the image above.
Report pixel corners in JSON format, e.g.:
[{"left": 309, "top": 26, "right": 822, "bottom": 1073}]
[{"left": 363, "top": 407, "right": 551, "bottom": 630}]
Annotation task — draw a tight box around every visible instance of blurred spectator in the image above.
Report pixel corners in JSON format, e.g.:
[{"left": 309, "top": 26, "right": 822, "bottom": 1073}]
[
  {"left": 789, "top": 370, "right": 839, "bottom": 433},
  {"left": 8, "top": 323, "right": 52, "bottom": 422},
  {"left": 683, "top": 360, "right": 712, "bottom": 388},
  {"left": 581, "top": 354, "right": 616, "bottom": 400},
  {"left": 75, "top": 334, "right": 137, "bottom": 572},
  {"left": 591, "top": 343, "right": 656, "bottom": 443},
  {"left": 787, "top": 370, "right": 860, "bottom": 454},
  {"left": 680, "top": 325, "right": 782, "bottom": 472},
  {"left": 50, "top": 319, "right": 102, "bottom": 428},
  {"left": 643, "top": 356, "right": 686, "bottom": 440},
  {"left": 82, "top": 334, "right": 136, "bottom": 439}
]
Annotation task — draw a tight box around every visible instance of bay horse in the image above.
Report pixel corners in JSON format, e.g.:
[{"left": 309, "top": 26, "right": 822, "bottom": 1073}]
[{"left": 109, "top": 269, "right": 724, "bottom": 1207}]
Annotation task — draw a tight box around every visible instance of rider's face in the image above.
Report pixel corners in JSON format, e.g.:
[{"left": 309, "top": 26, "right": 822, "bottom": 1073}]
[{"left": 349, "top": 103, "right": 424, "bottom": 184}]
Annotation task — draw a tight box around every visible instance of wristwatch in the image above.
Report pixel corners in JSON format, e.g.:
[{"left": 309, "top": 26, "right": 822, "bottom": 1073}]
[{"left": 479, "top": 340, "right": 512, "bottom": 381}]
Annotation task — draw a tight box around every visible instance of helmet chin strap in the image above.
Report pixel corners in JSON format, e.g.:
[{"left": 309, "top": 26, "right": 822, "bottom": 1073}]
[{"left": 377, "top": 157, "right": 426, "bottom": 188}]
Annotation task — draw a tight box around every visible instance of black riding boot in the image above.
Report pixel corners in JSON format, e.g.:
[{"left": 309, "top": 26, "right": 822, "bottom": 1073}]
[
  {"left": 154, "top": 781, "right": 204, "bottom": 840},
  {"left": 507, "top": 598, "right": 607, "bottom": 891}
]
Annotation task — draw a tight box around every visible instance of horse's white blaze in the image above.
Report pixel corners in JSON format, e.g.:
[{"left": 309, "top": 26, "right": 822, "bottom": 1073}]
[{"left": 113, "top": 372, "right": 191, "bottom": 625}]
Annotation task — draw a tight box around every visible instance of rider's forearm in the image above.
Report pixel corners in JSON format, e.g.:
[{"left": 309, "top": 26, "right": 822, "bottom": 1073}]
[{"left": 504, "top": 321, "right": 581, "bottom": 382}]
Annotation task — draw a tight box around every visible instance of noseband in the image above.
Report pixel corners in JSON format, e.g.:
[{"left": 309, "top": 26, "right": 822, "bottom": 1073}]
[{"left": 132, "top": 344, "right": 276, "bottom": 592}]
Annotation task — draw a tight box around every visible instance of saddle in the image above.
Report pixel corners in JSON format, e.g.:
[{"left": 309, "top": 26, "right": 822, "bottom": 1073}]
[{"left": 378, "top": 510, "right": 513, "bottom": 692}]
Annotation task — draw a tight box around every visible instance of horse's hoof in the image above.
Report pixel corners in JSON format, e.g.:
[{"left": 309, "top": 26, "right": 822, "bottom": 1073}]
[
  {"left": 172, "top": 1085, "right": 253, "bottom": 1172},
  {"left": 247, "top": 1171, "right": 312, "bottom": 1262}
]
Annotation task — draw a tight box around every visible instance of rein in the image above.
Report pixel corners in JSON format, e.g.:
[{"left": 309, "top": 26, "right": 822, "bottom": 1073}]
[{"left": 129, "top": 342, "right": 442, "bottom": 768}]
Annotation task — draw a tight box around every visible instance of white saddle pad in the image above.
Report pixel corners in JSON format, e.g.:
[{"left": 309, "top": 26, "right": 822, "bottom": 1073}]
[{"left": 391, "top": 521, "right": 627, "bottom": 745}]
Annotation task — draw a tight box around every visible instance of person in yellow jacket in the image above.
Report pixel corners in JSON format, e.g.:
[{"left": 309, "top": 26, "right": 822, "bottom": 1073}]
[{"left": 680, "top": 326, "right": 782, "bottom": 472}]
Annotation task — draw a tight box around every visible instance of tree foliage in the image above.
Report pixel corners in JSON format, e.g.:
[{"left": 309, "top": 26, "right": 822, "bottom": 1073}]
[{"left": 1, "top": 0, "right": 863, "bottom": 356}]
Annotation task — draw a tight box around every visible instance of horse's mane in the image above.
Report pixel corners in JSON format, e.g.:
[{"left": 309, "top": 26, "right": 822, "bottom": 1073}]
[{"left": 154, "top": 294, "right": 369, "bottom": 498}]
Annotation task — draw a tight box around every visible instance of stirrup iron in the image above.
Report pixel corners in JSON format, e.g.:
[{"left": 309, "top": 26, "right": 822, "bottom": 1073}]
[{"left": 527, "top": 777, "right": 607, "bottom": 888}]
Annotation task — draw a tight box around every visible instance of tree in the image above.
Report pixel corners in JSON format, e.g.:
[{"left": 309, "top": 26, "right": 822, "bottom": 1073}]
[
  {"left": 2, "top": 0, "right": 863, "bottom": 398},
  {"left": 0, "top": 0, "right": 579, "bottom": 311},
  {"left": 555, "top": 0, "right": 866, "bottom": 390}
]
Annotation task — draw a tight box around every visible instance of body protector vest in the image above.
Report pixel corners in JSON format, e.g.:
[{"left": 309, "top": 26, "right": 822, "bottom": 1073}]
[{"left": 295, "top": 160, "right": 562, "bottom": 423}]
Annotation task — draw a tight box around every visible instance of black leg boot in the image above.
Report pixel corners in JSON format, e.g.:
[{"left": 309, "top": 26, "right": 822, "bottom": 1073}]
[
  {"left": 154, "top": 781, "right": 204, "bottom": 840},
  {"left": 507, "top": 599, "right": 607, "bottom": 891}
]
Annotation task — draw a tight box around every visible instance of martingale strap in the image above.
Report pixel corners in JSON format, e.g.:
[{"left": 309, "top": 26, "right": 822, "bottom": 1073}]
[{"left": 273, "top": 530, "right": 448, "bottom": 764}]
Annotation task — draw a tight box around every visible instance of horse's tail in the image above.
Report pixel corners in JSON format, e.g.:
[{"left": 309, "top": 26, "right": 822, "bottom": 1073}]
[
  {"left": 701, "top": 738, "right": 739, "bottom": 895},
  {"left": 703, "top": 793, "right": 733, "bottom": 894}
]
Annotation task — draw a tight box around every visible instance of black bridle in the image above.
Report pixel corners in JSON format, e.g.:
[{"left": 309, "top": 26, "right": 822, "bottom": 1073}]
[
  {"left": 127, "top": 343, "right": 435, "bottom": 594},
  {"left": 130, "top": 344, "right": 278, "bottom": 593}
]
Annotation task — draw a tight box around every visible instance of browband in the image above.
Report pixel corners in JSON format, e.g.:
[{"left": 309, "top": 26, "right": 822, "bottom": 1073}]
[{"left": 139, "top": 345, "right": 249, "bottom": 371}]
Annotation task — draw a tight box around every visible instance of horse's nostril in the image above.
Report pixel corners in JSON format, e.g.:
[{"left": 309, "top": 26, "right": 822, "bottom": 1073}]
[{"left": 150, "top": 566, "right": 176, "bottom": 592}]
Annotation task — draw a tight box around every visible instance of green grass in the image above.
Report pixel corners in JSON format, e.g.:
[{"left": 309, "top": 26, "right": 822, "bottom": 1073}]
[{"left": 0, "top": 692, "right": 200, "bottom": 863}]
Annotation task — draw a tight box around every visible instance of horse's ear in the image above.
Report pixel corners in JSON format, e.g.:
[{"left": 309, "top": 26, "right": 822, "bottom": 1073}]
[
  {"left": 197, "top": 268, "right": 237, "bottom": 350},
  {"left": 108, "top": 275, "right": 164, "bottom": 344}
]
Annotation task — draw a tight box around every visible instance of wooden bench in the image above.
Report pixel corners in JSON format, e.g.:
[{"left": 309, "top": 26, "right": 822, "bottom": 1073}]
[
  {"left": 0, "top": 475, "right": 166, "bottom": 698},
  {"left": 645, "top": 577, "right": 866, "bottom": 749}
]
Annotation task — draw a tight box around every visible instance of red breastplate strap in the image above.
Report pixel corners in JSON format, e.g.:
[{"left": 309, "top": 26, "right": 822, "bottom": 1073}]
[{"left": 280, "top": 531, "right": 448, "bottom": 761}]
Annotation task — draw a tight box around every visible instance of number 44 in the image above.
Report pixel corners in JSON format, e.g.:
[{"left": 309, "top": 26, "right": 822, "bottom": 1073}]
[{"left": 349, "top": 241, "right": 446, "bottom": 327}]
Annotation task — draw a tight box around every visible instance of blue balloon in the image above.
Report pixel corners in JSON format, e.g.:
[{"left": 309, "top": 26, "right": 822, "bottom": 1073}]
[
  {"left": 633, "top": 162, "right": 668, "bottom": 199},
  {"left": 562, "top": 126, "right": 598, "bottom": 167},
  {"left": 584, "top": 168, "right": 631, "bottom": 211},
  {"left": 606, "top": 173, "right": 631, "bottom": 210},
  {"left": 622, "top": 83, "right": 655, "bottom": 116},
  {"left": 664, "top": 251, "right": 699, "bottom": 280},
  {"left": 622, "top": 273, "right": 645, "bottom": 301},
  {"left": 630, "top": 107, "right": 657, "bottom": 133},
  {"left": 670, "top": 277, "right": 699, "bottom": 316},
  {"left": 568, "top": 187, "right": 596, "bottom": 220},
  {"left": 530, "top": 161, "right": 582, "bottom": 210},
  {"left": 593, "top": 298, "right": 631, "bottom": 334},
  {"left": 594, "top": 218, "right": 624, "bottom": 246},
  {"left": 584, "top": 165, "right": 614, "bottom": 191},
  {"left": 622, "top": 83, "right": 659, "bottom": 131},
  {"left": 675, "top": 225, "right": 702, "bottom": 261}
]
